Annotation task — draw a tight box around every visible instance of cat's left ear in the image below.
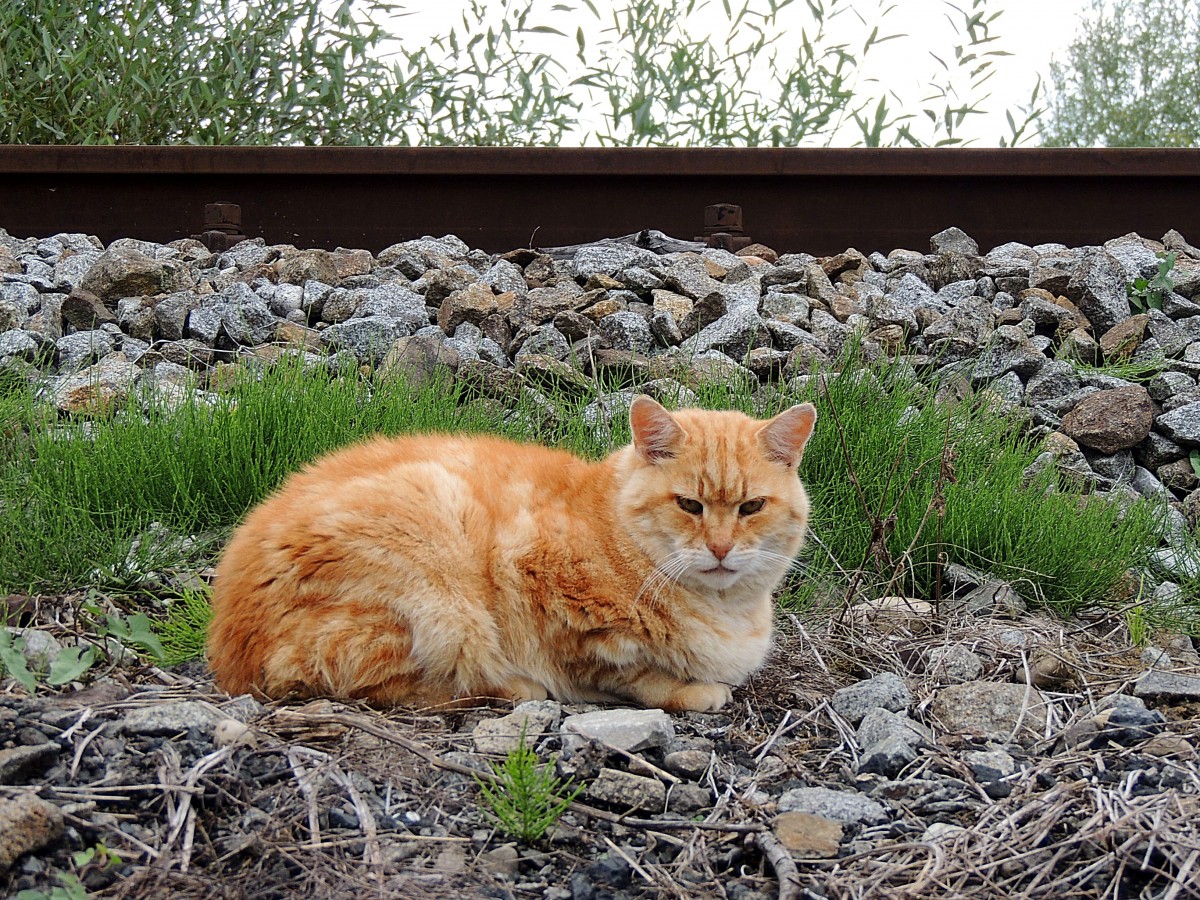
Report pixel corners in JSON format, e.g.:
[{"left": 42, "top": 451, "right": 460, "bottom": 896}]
[
  {"left": 630, "top": 395, "right": 685, "bottom": 463},
  {"left": 757, "top": 403, "right": 817, "bottom": 468}
]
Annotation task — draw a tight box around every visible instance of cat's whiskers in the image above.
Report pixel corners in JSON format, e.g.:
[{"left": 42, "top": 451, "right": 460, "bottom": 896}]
[
  {"left": 752, "top": 548, "right": 807, "bottom": 573},
  {"left": 634, "top": 550, "right": 693, "bottom": 608},
  {"left": 634, "top": 555, "right": 690, "bottom": 608}
]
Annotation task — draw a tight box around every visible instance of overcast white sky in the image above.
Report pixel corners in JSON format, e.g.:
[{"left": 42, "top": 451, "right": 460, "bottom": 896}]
[{"left": 398, "top": 0, "right": 1093, "bottom": 145}]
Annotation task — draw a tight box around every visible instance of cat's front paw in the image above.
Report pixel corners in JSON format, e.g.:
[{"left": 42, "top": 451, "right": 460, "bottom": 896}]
[
  {"left": 667, "top": 682, "right": 733, "bottom": 712},
  {"left": 505, "top": 677, "right": 549, "bottom": 704}
]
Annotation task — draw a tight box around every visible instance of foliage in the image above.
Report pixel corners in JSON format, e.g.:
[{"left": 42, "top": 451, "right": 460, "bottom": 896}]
[
  {"left": 0, "top": 349, "right": 1176, "bottom": 623},
  {"left": 1064, "top": 351, "right": 1169, "bottom": 385},
  {"left": 15, "top": 843, "right": 120, "bottom": 900},
  {"left": 0, "top": 628, "right": 38, "bottom": 694},
  {"left": 475, "top": 730, "right": 581, "bottom": 842},
  {"left": 0, "top": 605, "right": 166, "bottom": 694},
  {"left": 0, "top": 359, "right": 520, "bottom": 590},
  {"left": 1, "top": 0, "right": 1034, "bottom": 147},
  {"left": 0, "top": 0, "right": 429, "bottom": 145},
  {"left": 784, "top": 355, "right": 1162, "bottom": 615},
  {"left": 158, "top": 586, "right": 216, "bottom": 665},
  {"left": 1041, "top": 0, "right": 1200, "bottom": 147},
  {"left": 1127, "top": 251, "right": 1178, "bottom": 314}
]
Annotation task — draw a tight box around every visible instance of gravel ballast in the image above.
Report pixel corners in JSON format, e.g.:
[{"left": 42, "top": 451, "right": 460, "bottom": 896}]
[{"left": 2, "top": 223, "right": 1200, "bottom": 899}]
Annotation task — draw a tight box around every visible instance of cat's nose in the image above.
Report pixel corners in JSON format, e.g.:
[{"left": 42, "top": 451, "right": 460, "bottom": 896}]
[{"left": 708, "top": 541, "right": 732, "bottom": 561}]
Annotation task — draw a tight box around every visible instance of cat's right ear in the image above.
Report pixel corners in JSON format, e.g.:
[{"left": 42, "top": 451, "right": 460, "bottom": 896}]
[{"left": 630, "top": 396, "right": 684, "bottom": 463}]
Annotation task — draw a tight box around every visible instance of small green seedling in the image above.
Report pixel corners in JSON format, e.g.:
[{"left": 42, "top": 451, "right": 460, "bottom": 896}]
[
  {"left": 1127, "top": 251, "right": 1178, "bottom": 312},
  {"left": 474, "top": 727, "right": 582, "bottom": 843},
  {"left": 0, "top": 608, "right": 165, "bottom": 695},
  {"left": 14, "top": 842, "right": 120, "bottom": 900}
]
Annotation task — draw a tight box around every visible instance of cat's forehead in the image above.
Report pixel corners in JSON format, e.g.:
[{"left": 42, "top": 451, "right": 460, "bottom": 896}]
[
  {"left": 660, "top": 408, "right": 790, "bottom": 499},
  {"left": 669, "top": 407, "right": 765, "bottom": 450}
]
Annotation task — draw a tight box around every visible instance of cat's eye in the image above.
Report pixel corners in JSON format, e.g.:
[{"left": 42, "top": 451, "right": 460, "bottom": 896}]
[
  {"left": 739, "top": 498, "right": 766, "bottom": 516},
  {"left": 676, "top": 497, "right": 703, "bottom": 515}
]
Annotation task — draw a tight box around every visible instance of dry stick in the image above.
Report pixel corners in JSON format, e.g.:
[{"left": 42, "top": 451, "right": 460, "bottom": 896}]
[
  {"left": 329, "top": 765, "right": 383, "bottom": 875},
  {"left": 293, "top": 712, "right": 765, "bottom": 835},
  {"left": 68, "top": 723, "right": 106, "bottom": 781},
  {"left": 286, "top": 747, "right": 325, "bottom": 849},
  {"left": 61, "top": 809, "right": 162, "bottom": 861},
  {"left": 749, "top": 830, "right": 802, "bottom": 900},
  {"left": 1163, "top": 848, "right": 1200, "bottom": 900}
]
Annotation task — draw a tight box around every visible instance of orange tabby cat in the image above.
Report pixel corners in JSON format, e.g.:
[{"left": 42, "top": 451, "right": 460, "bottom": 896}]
[{"left": 207, "top": 396, "right": 816, "bottom": 712}]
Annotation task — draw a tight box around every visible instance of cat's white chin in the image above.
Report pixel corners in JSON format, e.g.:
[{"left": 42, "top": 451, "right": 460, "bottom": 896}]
[{"left": 691, "top": 565, "right": 744, "bottom": 591}]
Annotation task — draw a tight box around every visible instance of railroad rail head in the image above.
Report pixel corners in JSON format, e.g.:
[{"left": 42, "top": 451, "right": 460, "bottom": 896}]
[{"left": 1, "top": 147, "right": 1197, "bottom": 255}]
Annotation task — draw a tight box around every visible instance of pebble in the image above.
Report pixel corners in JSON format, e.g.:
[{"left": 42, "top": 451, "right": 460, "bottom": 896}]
[
  {"left": 1133, "top": 669, "right": 1200, "bottom": 702},
  {"left": 0, "top": 744, "right": 60, "bottom": 785},
  {"left": 560, "top": 708, "right": 674, "bottom": 755},
  {"left": 120, "top": 700, "right": 227, "bottom": 736},
  {"left": 831, "top": 673, "right": 911, "bottom": 724},
  {"left": 0, "top": 796, "right": 63, "bottom": 871},
  {"left": 584, "top": 768, "right": 666, "bottom": 813},
  {"left": 472, "top": 701, "right": 563, "bottom": 755},
  {"left": 931, "top": 681, "right": 1049, "bottom": 743},
  {"left": 663, "top": 749, "right": 711, "bottom": 780},
  {"left": 776, "top": 787, "right": 888, "bottom": 826},
  {"left": 772, "top": 811, "right": 843, "bottom": 857},
  {"left": 925, "top": 644, "right": 985, "bottom": 683}
]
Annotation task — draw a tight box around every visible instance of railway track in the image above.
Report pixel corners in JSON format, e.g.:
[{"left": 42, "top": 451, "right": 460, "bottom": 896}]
[{"left": 1, "top": 147, "right": 1198, "bottom": 255}]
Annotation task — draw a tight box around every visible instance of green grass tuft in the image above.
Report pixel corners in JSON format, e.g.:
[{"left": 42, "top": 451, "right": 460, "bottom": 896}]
[
  {"left": 158, "top": 586, "right": 215, "bottom": 666},
  {"left": 0, "top": 350, "right": 1188, "bottom": 628}
]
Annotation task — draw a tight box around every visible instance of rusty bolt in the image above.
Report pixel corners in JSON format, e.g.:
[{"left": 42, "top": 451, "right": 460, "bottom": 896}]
[
  {"left": 706, "top": 232, "right": 753, "bottom": 252},
  {"left": 205, "top": 202, "right": 243, "bottom": 230},
  {"left": 704, "top": 203, "right": 743, "bottom": 233}
]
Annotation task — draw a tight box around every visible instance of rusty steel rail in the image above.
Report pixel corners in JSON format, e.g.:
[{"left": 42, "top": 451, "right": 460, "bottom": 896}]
[{"left": 1, "top": 147, "right": 1198, "bottom": 256}]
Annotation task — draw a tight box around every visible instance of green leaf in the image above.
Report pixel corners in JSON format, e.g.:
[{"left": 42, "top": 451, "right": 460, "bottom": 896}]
[
  {"left": 47, "top": 645, "right": 100, "bottom": 686},
  {"left": 105, "top": 612, "right": 166, "bottom": 661},
  {"left": 0, "top": 630, "right": 38, "bottom": 694}
]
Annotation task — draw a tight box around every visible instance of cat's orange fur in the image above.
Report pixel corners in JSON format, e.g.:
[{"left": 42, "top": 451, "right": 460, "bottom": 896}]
[{"left": 206, "top": 397, "right": 816, "bottom": 712}]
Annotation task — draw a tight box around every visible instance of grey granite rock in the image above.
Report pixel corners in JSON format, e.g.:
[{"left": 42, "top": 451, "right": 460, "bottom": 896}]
[
  {"left": 514, "top": 325, "right": 571, "bottom": 363},
  {"left": 214, "top": 299, "right": 277, "bottom": 346},
  {"left": 926, "top": 645, "right": 985, "bottom": 683},
  {"left": 931, "top": 227, "right": 979, "bottom": 256},
  {"left": 931, "top": 682, "right": 1048, "bottom": 743},
  {"left": 561, "top": 708, "right": 674, "bottom": 755},
  {"left": 55, "top": 329, "right": 115, "bottom": 372},
  {"left": 679, "top": 307, "right": 770, "bottom": 361},
  {"left": 856, "top": 734, "right": 917, "bottom": 778},
  {"left": 856, "top": 707, "right": 933, "bottom": 750},
  {"left": 831, "top": 673, "right": 911, "bottom": 724},
  {"left": 321, "top": 316, "right": 418, "bottom": 363},
  {"left": 517, "top": 353, "right": 593, "bottom": 396},
  {"left": 80, "top": 246, "right": 190, "bottom": 304},
  {"left": 0, "top": 329, "right": 39, "bottom": 363},
  {"left": 777, "top": 787, "right": 887, "bottom": 826},
  {"left": 971, "top": 324, "right": 1046, "bottom": 381},
  {"left": 379, "top": 334, "right": 461, "bottom": 387},
  {"left": 1155, "top": 401, "right": 1200, "bottom": 446},
  {"left": 599, "top": 310, "right": 654, "bottom": 355},
  {"left": 572, "top": 245, "right": 661, "bottom": 280},
  {"left": 1067, "top": 249, "right": 1133, "bottom": 336},
  {"left": 121, "top": 701, "right": 227, "bottom": 736}
]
